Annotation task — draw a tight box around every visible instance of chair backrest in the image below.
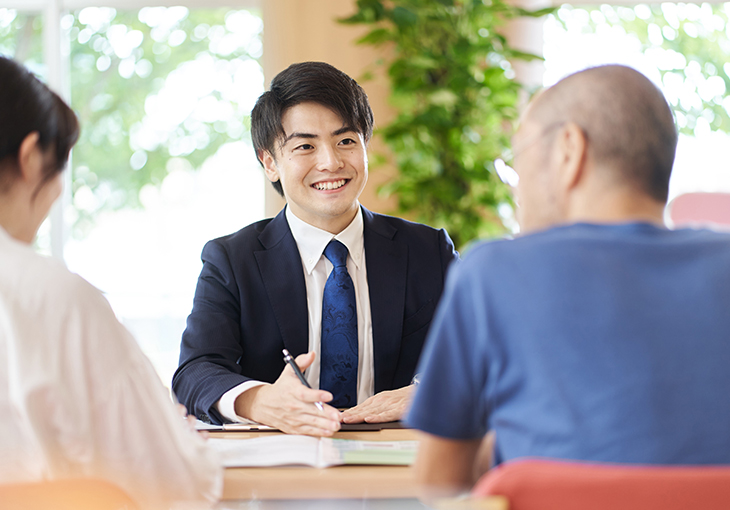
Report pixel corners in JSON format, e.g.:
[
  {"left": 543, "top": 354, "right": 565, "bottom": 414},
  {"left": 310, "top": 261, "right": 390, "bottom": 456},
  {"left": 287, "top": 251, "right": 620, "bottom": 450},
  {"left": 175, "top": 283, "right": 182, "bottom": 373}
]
[
  {"left": 472, "top": 459, "right": 730, "bottom": 510},
  {"left": 668, "top": 192, "right": 730, "bottom": 231},
  {"left": 0, "top": 478, "right": 139, "bottom": 510}
]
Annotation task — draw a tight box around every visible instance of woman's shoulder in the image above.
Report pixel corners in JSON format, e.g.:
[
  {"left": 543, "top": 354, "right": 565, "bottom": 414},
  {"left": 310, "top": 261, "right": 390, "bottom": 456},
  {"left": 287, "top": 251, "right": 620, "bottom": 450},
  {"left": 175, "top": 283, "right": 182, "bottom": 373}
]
[{"left": 1, "top": 237, "right": 108, "bottom": 318}]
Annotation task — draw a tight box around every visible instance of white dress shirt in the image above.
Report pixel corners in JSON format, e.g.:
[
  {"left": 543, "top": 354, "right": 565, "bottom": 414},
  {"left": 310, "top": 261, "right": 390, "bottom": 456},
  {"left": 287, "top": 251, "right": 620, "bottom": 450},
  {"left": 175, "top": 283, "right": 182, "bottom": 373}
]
[
  {"left": 217, "top": 206, "right": 375, "bottom": 422},
  {"left": 0, "top": 226, "right": 222, "bottom": 509}
]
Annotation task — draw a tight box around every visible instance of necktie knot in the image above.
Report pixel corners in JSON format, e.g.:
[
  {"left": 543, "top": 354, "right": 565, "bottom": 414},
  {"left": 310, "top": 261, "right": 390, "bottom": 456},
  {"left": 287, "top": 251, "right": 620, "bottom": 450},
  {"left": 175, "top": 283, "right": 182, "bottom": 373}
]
[{"left": 324, "top": 240, "right": 349, "bottom": 268}]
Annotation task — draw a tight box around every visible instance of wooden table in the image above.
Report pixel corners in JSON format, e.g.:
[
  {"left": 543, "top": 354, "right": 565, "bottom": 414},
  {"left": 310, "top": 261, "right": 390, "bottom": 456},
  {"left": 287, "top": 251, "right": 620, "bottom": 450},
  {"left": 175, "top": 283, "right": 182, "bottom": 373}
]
[{"left": 215, "top": 428, "right": 418, "bottom": 500}]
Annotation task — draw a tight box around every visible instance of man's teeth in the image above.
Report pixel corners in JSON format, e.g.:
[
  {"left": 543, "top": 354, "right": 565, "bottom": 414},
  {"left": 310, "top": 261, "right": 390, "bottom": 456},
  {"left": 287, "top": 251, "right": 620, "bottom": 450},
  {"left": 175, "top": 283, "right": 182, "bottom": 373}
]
[{"left": 313, "top": 179, "right": 347, "bottom": 190}]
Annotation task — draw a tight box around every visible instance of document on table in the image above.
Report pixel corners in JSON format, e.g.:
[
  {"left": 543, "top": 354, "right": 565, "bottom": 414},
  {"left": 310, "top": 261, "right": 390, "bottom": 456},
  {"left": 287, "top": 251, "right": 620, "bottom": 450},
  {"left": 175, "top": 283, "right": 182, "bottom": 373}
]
[
  {"left": 208, "top": 435, "right": 418, "bottom": 468},
  {"left": 195, "top": 419, "right": 402, "bottom": 432}
]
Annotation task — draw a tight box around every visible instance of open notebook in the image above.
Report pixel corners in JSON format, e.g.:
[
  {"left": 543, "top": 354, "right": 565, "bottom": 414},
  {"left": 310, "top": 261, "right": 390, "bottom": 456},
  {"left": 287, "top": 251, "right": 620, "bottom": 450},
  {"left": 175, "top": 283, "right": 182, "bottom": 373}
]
[{"left": 209, "top": 436, "right": 418, "bottom": 468}]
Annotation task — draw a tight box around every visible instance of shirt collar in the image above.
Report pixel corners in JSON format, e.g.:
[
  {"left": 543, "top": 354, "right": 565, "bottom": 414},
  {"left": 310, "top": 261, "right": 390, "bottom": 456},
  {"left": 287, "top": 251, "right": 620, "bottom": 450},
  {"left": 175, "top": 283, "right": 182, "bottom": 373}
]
[{"left": 285, "top": 205, "right": 365, "bottom": 275}]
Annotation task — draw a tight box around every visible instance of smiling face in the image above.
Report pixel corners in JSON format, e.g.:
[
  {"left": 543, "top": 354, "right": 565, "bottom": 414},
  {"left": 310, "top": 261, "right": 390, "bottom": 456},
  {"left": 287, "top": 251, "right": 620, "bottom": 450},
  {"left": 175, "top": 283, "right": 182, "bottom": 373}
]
[{"left": 262, "top": 101, "right": 368, "bottom": 234}]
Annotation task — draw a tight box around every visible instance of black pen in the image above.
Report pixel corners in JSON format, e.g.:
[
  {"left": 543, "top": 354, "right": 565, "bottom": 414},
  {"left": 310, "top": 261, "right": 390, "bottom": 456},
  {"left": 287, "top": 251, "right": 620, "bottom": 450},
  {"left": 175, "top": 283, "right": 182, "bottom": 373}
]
[{"left": 282, "top": 349, "right": 324, "bottom": 411}]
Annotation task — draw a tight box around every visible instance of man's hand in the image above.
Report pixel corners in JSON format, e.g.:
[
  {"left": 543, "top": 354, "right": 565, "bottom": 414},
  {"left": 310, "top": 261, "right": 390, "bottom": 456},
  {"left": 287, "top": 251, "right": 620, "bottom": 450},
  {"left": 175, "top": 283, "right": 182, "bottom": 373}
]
[
  {"left": 233, "top": 352, "right": 342, "bottom": 436},
  {"left": 340, "top": 385, "right": 414, "bottom": 423}
]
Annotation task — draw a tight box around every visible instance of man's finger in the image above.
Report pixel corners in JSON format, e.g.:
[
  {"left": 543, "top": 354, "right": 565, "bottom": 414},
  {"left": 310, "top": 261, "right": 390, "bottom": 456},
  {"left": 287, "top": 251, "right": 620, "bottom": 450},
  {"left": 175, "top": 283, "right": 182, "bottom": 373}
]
[
  {"left": 298, "top": 402, "right": 341, "bottom": 422},
  {"left": 280, "top": 411, "right": 341, "bottom": 435},
  {"left": 294, "top": 351, "right": 316, "bottom": 371},
  {"left": 284, "top": 394, "right": 341, "bottom": 421},
  {"left": 297, "top": 388, "right": 333, "bottom": 404},
  {"left": 280, "top": 352, "right": 315, "bottom": 377},
  {"left": 341, "top": 408, "right": 368, "bottom": 423},
  {"left": 364, "top": 411, "right": 396, "bottom": 423},
  {"left": 288, "top": 384, "right": 333, "bottom": 405}
]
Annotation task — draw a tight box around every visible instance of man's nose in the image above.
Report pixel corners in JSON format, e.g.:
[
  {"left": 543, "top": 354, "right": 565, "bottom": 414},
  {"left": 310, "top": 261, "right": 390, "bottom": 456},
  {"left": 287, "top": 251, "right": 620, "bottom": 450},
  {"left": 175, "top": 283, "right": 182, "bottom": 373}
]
[{"left": 316, "top": 145, "right": 344, "bottom": 171}]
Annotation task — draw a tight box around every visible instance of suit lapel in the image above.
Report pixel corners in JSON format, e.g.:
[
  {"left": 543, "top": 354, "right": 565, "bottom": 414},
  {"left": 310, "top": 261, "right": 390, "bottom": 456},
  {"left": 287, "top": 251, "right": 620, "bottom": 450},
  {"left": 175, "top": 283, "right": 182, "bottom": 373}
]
[
  {"left": 254, "top": 209, "right": 309, "bottom": 357},
  {"left": 363, "top": 207, "right": 408, "bottom": 393}
]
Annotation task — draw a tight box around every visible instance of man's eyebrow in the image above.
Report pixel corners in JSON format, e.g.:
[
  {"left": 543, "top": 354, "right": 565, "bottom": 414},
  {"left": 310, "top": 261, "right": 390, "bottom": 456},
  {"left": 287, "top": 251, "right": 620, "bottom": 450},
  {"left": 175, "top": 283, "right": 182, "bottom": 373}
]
[
  {"left": 333, "top": 126, "right": 357, "bottom": 136},
  {"left": 281, "top": 126, "right": 358, "bottom": 145},
  {"left": 282, "top": 132, "right": 318, "bottom": 144}
]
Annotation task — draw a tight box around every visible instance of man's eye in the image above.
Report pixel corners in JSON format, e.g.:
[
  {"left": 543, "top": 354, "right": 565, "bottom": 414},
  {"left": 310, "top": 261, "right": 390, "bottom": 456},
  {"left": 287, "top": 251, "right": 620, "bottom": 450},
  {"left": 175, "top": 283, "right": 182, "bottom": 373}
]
[
  {"left": 339, "top": 138, "right": 357, "bottom": 146},
  {"left": 296, "top": 143, "right": 314, "bottom": 150}
]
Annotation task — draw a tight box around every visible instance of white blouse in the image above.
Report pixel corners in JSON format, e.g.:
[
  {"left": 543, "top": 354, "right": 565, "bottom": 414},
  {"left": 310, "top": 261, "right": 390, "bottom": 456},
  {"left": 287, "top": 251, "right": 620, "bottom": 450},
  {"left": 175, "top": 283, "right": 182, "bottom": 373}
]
[{"left": 0, "top": 227, "right": 222, "bottom": 509}]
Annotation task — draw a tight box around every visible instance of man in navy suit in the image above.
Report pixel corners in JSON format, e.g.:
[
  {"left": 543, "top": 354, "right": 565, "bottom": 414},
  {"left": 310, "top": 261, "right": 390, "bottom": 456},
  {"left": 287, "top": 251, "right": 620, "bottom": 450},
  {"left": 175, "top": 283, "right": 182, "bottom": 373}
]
[{"left": 173, "top": 62, "right": 458, "bottom": 436}]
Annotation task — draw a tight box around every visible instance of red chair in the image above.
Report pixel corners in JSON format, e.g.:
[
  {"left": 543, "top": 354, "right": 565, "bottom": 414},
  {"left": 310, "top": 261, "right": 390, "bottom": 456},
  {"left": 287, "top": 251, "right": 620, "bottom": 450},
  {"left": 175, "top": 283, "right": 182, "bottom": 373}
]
[
  {"left": 668, "top": 192, "right": 730, "bottom": 231},
  {"left": 472, "top": 458, "right": 730, "bottom": 510},
  {"left": 0, "top": 478, "right": 139, "bottom": 510}
]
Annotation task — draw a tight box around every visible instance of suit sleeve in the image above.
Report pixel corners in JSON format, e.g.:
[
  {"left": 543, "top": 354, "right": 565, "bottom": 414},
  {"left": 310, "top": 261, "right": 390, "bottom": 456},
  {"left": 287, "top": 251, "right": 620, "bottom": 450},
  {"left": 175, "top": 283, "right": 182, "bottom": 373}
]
[
  {"left": 172, "top": 239, "right": 251, "bottom": 424},
  {"left": 390, "top": 225, "right": 460, "bottom": 390}
]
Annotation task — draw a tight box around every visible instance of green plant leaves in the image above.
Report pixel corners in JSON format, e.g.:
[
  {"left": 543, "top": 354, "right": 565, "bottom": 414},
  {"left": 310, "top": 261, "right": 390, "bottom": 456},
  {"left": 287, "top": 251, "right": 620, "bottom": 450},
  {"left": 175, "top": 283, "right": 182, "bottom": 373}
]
[
  {"left": 392, "top": 7, "right": 418, "bottom": 28},
  {"left": 341, "top": 0, "right": 551, "bottom": 247},
  {"left": 340, "top": 0, "right": 387, "bottom": 24},
  {"left": 357, "top": 28, "right": 392, "bottom": 46}
]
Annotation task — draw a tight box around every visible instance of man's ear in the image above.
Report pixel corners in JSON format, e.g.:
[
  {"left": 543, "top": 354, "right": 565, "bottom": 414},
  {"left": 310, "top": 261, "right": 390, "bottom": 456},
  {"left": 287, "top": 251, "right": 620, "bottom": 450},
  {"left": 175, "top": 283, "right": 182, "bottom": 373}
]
[
  {"left": 17, "top": 132, "right": 43, "bottom": 184},
  {"left": 260, "top": 150, "right": 280, "bottom": 184},
  {"left": 553, "top": 122, "right": 588, "bottom": 192}
]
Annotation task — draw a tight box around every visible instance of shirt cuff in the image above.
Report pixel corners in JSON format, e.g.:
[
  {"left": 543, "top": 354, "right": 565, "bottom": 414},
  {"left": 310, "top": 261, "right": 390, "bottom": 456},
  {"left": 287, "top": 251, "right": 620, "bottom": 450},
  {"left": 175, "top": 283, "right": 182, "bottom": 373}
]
[{"left": 215, "top": 380, "right": 269, "bottom": 423}]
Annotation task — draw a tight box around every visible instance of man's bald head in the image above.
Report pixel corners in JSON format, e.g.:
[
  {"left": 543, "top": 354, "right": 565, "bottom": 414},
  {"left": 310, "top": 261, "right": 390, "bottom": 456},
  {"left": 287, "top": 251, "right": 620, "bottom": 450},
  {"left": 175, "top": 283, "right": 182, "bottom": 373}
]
[{"left": 525, "top": 65, "right": 677, "bottom": 203}]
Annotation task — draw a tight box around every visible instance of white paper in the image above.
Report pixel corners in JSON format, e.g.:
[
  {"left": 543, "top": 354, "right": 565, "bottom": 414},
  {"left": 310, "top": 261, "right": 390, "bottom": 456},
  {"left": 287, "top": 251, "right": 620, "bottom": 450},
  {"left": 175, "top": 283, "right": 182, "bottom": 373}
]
[
  {"left": 209, "top": 436, "right": 323, "bottom": 467},
  {"left": 208, "top": 436, "right": 418, "bottom": 468}
]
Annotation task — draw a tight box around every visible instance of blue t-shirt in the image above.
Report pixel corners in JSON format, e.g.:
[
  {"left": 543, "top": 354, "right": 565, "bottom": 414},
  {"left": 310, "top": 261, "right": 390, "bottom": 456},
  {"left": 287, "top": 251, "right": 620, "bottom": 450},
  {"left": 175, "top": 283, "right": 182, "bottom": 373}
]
[{"left": 407, "top": 222, "right": 730, "bottom": 465}]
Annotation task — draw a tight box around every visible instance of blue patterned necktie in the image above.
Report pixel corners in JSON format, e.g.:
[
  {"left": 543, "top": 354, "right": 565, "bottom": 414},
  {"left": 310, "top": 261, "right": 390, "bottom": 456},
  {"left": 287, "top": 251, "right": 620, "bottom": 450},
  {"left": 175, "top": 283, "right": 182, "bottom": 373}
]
[{"left": 319, "top": 240, "right": 358, "bottom": 408}]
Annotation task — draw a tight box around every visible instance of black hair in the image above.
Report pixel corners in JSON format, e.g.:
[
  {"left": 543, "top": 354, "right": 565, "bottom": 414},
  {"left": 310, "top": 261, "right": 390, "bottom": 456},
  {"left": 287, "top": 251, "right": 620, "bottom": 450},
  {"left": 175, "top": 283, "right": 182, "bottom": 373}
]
[
  {"left": 251, "top": 61, "right": 373, "bottom": 196},
  {"left": 0, "top": 56, "right": 79, "bottom": 193}
]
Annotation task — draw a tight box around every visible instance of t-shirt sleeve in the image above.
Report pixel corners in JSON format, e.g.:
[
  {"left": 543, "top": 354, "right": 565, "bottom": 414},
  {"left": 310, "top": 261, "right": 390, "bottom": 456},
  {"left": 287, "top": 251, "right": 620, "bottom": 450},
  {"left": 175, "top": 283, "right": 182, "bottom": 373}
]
[{"left": 405, "top": 255, "right": 492, "bottom": 440}]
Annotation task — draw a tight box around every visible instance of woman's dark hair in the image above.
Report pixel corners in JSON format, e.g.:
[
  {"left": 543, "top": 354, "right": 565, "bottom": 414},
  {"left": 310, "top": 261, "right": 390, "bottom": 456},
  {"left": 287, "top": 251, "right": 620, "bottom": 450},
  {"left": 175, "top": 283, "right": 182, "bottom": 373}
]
[
  {"left": 0, "top": 56, "right": 79, "bottom": 192},
  {"left": 251, "top": 61, "right": 374, "bottom": 197}
]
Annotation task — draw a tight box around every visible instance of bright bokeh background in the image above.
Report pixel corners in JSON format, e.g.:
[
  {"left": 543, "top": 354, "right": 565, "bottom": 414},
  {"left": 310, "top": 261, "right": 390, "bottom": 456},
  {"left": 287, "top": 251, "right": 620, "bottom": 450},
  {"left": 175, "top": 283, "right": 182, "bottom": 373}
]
[
  {"left": 54, "top": 6, "right": 265, "bottom": 386},
  {"left": 543, "top": 4, "right": 730, "bottom": 207},
  {"left": 4, "top": 3, "right": 730, "bottom": 387}
]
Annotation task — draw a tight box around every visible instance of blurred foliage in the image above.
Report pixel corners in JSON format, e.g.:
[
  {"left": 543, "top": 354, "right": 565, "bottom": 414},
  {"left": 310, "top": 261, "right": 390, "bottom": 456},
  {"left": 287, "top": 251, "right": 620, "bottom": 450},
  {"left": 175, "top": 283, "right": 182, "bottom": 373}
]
[
  {"left": 0, "top": 7, "right": 263, "bottom": 238},
  {"left": 551, "top": 4, "right": 730, "bottom": 137},
  {"left": 341, "top": 0, "right": 552, "bottom": 248},
  {"left": 0, "top": 10, "right": 43, "bottom": 63},
  {"left": 68, "top": 7, "right": 262, "bottom": 237}
]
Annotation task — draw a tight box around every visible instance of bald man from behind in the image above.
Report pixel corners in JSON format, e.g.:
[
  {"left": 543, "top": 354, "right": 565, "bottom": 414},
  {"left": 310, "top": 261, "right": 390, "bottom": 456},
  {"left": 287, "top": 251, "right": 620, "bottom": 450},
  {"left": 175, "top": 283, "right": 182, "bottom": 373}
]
[{"left": 406, "top": 65, "right": 730, "bottom": 494}]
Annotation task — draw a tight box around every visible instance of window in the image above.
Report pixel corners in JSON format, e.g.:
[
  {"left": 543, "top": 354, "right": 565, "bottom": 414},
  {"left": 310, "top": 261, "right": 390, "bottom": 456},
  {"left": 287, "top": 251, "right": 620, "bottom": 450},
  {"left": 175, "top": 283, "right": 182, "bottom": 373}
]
[
  {"left": 541, "top": 3, "right": 730, "bottom": 207},
  {"left": 1, "top": 1, "right": 264, "bottom": 387},
  {"left": 0, "top": 10, "right": 42, "bottom": 64}
]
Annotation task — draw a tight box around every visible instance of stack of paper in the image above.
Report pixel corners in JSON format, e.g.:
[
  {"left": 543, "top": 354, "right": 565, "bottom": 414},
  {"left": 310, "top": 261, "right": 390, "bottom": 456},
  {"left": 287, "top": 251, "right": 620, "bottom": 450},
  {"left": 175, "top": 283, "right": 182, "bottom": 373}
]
[{"left": 209, "top": 435, "right": 418, "bottom": 468}]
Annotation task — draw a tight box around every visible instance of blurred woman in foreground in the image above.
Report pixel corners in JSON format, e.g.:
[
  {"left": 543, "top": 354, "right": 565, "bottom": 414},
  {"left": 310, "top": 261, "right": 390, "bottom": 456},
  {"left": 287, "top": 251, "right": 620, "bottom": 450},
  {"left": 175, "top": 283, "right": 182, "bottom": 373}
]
[{"left": 0, "top": 56, "right": 221, "bottom": 508}]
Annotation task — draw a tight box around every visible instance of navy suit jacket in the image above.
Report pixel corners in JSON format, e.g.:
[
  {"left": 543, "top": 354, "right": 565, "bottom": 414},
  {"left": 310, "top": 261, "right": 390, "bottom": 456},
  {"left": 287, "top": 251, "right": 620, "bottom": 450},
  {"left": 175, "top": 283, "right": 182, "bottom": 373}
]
[{"left": 173, "top": 206, "right": 458, "bottom": 424}]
